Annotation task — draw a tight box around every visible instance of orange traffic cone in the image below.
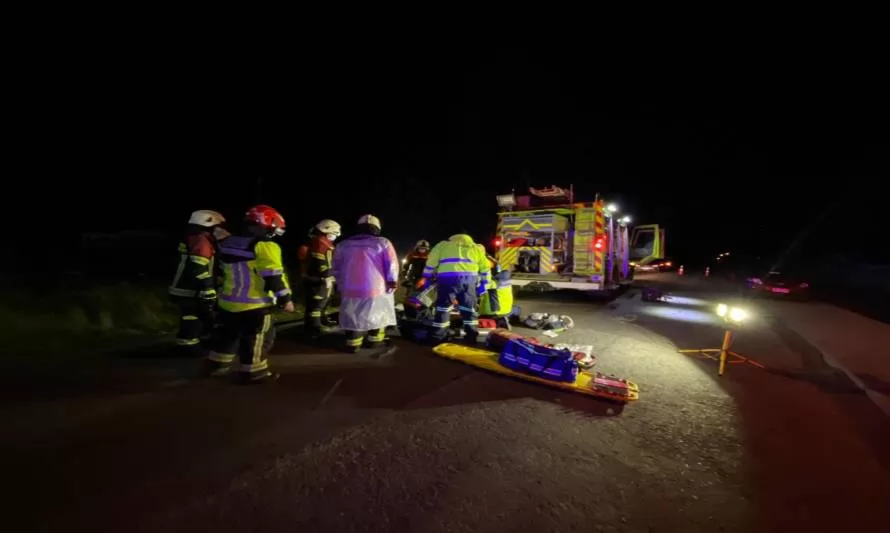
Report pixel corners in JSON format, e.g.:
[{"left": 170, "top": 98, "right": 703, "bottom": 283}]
[{"left": 677, "top": 265, "right": 685, "bottom": 276}]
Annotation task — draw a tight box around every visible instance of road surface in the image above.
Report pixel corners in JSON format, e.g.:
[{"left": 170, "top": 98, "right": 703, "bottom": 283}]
[{"left": 2, "top": 274, "right": 889, "bottom": 532}]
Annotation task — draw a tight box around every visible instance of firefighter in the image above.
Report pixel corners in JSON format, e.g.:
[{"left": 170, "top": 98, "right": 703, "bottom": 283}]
[
  {"left": 168, "top": 209, "right": 229, "bottom": 351},
  {"left": 303, "top": 219, "right": 341, "bottom": 333},
  {"left": 402, "top": 239, "right": 430, "bottom": 287},
  {"left": 478, "top": 255, "right": 513, "bottom": 328},
  {"left": 422, "top": 233, "right": 490, "bottom": 342},
  {"left": 332, "top": 214, "right": 400, "bottom": 352},
  {"left": 204, "top": 205, "right": 294, "bottom": 384}
]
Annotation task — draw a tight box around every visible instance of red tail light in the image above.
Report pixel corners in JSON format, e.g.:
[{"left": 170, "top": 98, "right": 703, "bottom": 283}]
[
  {"left": 593, "top": 236, "right": 605, "bottom": 250},
  {"left": 493, "top": 237, "right": 502, "bottom": 247}
]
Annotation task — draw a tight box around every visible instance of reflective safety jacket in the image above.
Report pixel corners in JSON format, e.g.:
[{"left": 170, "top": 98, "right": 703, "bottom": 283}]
[
  {"left": 168, "top": 229, "right": 217, "bottom": 299},
  {"left": 423, "top": 234, "right": 490, "bottom": 284},
  {"left": 302, "top": 236, "right": 334, "bottom": 284},
  {"left": 479, "top": 267, "right": 513, "bottom": 316},
  {"left": 216, "top": 235, "right": 292, "bottom": 312}
]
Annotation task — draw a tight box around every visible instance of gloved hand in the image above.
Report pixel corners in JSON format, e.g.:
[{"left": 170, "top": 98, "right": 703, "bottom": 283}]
[
  {"left": 488, "top": 288, "right": 499, "bottom": 313},
  {"left": 386, "top": 281, "right": 398, "bottom": 293},
  {"left": 416, "top": 278, "right": 427, "bottom": 289},
  {"left": 198, "top": 289, "right": 217, "bottom": 301}
]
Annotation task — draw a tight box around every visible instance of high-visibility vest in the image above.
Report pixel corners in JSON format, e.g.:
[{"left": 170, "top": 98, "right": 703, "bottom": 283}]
[
  {"left": 423, "top": 234, "right": 490, "bottom": 282},
  {"left": 217, "top": 236, "right": 291, "bottom": 312},
  {"left": 479, "top": 269, "right": 512, "bottom": 316}
]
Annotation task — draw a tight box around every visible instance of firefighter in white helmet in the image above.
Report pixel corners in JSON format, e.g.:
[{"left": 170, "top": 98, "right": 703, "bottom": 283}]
[
  {"left": 168, "top": 210, "right": 230, "bottom": 350},
  {"left": 402, "top": 239, "right": 430, "bottom": 287},
  {"left": 332, "top": 214, "right": 400, "bottom": 352},
  {"left": 301, "top": 219, "right": 341, "bottom": 334}
]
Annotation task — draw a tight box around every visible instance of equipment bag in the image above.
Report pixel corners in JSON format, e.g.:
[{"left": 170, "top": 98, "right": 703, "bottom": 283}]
[{"left": 498, "top": 338, "right": 579, "bottom": 383}]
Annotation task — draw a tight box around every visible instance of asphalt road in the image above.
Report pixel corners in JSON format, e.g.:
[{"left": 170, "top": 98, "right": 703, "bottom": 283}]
[{"left": 3, "top": 274, "right": 889, "bottom": 532}]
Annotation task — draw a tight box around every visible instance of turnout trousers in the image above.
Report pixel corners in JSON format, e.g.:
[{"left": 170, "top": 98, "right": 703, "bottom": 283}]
[
  {"left": 344, "top": 328, "right": 385, "bottom": 352},
  {"left": 170, "top": 295, "right": 214, "bottom": 348},
  {"left": 206, "top": 308, "right": 275, "bottom": 378},
  {"left": 431, "top": 274, "right": 479, "bottom": 341},
  {"left": 303, "top": 280, "right": 332, "bottom": 330}
]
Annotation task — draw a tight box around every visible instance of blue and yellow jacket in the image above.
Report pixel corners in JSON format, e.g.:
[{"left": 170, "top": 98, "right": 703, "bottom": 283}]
[{"left": 216, "top": 235, "right": 292, "bottom": 312}]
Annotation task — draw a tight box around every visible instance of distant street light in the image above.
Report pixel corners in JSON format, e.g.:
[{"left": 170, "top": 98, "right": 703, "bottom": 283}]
[{"left": 606, "top": 203, "right": 619, "bottom": 213}]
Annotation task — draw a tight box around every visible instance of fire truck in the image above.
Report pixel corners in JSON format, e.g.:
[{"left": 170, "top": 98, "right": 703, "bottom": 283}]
[{"left": 493, "top": 185, "right": 664, "bottom": 292}]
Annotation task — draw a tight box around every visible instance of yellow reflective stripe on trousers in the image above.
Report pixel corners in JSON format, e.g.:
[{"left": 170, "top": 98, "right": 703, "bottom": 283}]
[
  {"left": 208, "top": 351, "right": 235, "bottom": 363},
  {"left": 235, "top": 314, "right": 272, "bottom": 373},
  {"left": 253, "top": 314, "right": 271, "bottom": 365},
  {"left": 368, "top": 330, "right": 385, "bottom": 342},
  {"left": 236, "top": 360, "right": 269, "bottom": 372},
  {"left": 346, "top": 336, "right": 364, "bottom": 347}
]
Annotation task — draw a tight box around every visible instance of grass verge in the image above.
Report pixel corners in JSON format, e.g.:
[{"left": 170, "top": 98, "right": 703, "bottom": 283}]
[{"left": 0, "top": 281, "right": 327, "bottom": 364}]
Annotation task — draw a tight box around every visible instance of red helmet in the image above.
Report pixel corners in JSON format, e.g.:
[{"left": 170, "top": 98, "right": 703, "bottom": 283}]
[{"left": 245, "top": 205, "right": 286, "bottom": 236}]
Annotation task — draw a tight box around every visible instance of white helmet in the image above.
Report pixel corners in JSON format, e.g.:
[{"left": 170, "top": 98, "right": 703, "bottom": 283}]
[
  {"left": 314, "top": 219, "right": 341, "bottom": 236},
  {"left": 415, "top": 239, "right": 430, "bottom": 250},
  {"left": 188, "top": 210, "right": 226, "bottom": 227},
  {"left": 357, "top": 214, "right": 381, "bottom": 230}
]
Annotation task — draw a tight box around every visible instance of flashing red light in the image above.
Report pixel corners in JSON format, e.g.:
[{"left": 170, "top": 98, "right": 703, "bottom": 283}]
[
  {"left": 593, "top": 236, "right": 605, "bottom": 250},
  {"left": 493, "top": 237, "right": 502, "bottom": 247}
]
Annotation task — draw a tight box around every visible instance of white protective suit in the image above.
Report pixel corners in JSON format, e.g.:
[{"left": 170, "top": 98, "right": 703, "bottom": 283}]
[{"left": 332, "top": 233, "right": 400, "bottom": 331}]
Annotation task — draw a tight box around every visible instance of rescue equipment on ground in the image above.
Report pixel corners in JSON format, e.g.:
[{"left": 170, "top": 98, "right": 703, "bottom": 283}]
[
  {"left": 487, "top": 329, "right": 596, "bottom": 369},
  {"left": 432, "top": 342, "right": 639, "bottom": 402},
  {"left": 399, "top": 280, "right": 513, "bottom": 342},
  {"left": 499, "top": 338, "right": 579, "bottom": 383},
  {"left": 522, "top": 313, "right": 575, "bottom": 333},
  {"left": 641, "top": 286, "right": 667, "bottom": 302}
]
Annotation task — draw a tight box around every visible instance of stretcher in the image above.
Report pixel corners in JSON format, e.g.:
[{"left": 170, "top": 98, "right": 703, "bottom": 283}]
[{"left": 432, "top": 343, "right": 639, "bottom": 402}]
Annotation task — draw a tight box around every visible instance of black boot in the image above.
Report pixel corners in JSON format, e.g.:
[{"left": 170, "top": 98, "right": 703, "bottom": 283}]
[
  {"left": 232, "top": 369, "right": 279, "bottom": 385},
  {"left": 200, "top": 358, "right": 232, "bottom": 377}
]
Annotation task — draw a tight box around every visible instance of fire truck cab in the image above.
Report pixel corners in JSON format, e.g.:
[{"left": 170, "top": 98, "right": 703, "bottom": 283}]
[{"left": 494, "top": 185, "right": 664, "bottom": 292}]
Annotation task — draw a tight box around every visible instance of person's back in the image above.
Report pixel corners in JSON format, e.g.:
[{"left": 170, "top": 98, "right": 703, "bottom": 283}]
[
  {"left": 335, "top": 234, "right": 398, "bottom": 298},
  {"left": 423, "top": 233, "right": 491, "bottom": 342},
  {"left": 332, "top": 215, "right": 399, "bottom": 351}
]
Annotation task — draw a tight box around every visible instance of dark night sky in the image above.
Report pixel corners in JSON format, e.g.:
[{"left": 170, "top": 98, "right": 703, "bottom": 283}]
[{"left": 26, "top": 45, "right": 889, "bottom": 267}]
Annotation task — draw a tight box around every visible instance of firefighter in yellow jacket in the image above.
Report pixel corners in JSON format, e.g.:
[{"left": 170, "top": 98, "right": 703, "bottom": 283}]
[
  {"left": 204, "top": 205, "right": 294, "bottom": 384},
  {"left": 422, "top": 233, "right": 490, "bottom": 342},
  {"left": 478, "top": 255, "right": 513, "bottom": 327}
]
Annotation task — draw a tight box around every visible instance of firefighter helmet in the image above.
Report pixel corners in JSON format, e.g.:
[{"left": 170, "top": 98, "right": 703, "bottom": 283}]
[
  {"left": 314, "top": 219, "right": 341, "bottom": 237},
  {"left": 188, "top": 210, "right": 225, "bottom": 228},
  {"left": 357, "top": 214, "right": 381, "bottom": 230},
  {"left": 245, "top": 205, "right": 286, "bottom": 236},
  {"left": 415, "top": 239, "right": 430, "bottom": 250}
]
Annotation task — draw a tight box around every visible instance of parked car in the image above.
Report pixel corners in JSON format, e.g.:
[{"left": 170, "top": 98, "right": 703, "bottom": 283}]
[
  {"left": 633, "top": 259, "right": 675, "bottom": 273},
  {"left": 748, "top": 271, "right": 810, "bottom": 299}
]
